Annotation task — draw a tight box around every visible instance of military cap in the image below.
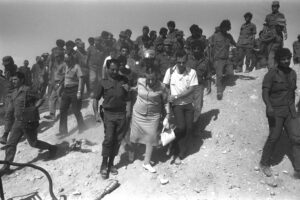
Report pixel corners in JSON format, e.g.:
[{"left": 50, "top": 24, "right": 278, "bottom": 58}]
[
  {"left": 272, "top": 1, "right": 279, "bottom": 6},
  {"left": 163, "top": 38, "right": 172, "bottom": 45},
  {"left": 2, "top": 56, "right": 14, "bottom": 65}
]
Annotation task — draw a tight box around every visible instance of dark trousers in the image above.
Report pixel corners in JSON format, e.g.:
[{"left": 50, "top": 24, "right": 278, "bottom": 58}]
[
  {"left": 5, "top": 121, "right": 53, "bottom": 163},
  {"left": 102, "top": 111, "right": 127, "bottom": 157},
  {"left": 59, "top": 86, "right": 85, "bottom": 134},
  {"left": 172, "top": 103, "right": 194, "bottom": 156},
  {"left": 260, "top": 113, "right": 300, "bottom": 171},
  {"left": 237, "top": 46, "right": 253, "bottom": 70},
  {"left": 214, "top": 59, "right": 233, "bottom": 95}
]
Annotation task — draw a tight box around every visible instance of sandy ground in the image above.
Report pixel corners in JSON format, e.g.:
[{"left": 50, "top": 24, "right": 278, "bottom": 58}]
[{"left": 0, "top": 67, "right": 300, "bottom": 200}]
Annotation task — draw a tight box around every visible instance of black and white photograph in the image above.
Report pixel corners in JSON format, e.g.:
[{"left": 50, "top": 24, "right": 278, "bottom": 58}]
[{"left": 0, "top": 0, "right": 300, "bottom": 199}]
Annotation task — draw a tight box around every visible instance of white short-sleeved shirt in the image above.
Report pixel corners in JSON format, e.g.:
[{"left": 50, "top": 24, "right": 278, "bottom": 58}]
[{"left": 163, "top": 65, "right": 198, "bottom": 105}]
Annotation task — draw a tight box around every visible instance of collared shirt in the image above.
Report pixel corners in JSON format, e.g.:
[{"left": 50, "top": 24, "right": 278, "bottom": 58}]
[
  {"left": 163, "top": 65, "right": 198, "bottom": 105},
  {"left": 7, "top": 85, "right": 40, "bottom": 121},
  {"left": 94, "top": 75, "right": 130, "bottom": 112},
  {"left": 293, "top": 41, "right": 300, "bottom": 58},
  {"left": 209, "top": 32, "right": 236, "bottom": 60},
  {"left": 265, "top": 11, "right": 287, "bottom": 33},
  {"left": 64, "top": 64, "right": 83, "bottom": 87},
  {"left": 134, "top": 78, "right": 168, "bottom": 115},
  {"left": 237, "top": 22, "right": 257, "bottom": 48},
  {"left": 262, "top": 67, "right": 297, "bottom": 117},
  {"left": 186, "top": 55, "right": 209, "bottom": 84}
]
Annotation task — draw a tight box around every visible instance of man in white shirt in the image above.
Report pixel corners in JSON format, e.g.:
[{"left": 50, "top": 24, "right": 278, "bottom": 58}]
[{"left": 163, "top": 50, "right": 198, "bottom": 165}]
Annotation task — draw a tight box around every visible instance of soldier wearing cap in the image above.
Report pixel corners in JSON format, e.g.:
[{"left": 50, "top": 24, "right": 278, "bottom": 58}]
[
  {"left": 265, "top": 1, "right": 287, "bottom": 40},
  {"left": 236, "top": 12, "right": 257, "bottom": 73},
  {"left": 209, "top": 19, "right": 236, "bottom": 100},
  {"left": 293, "top": 35, "right": 300, "bottom": 65},
  {"left": 155, "top": 38, "right": 176, "bottom": 80},
  {"left": 115, "top": 31, "right": 128, "bottom": 52},
  {"left": 0, "top": 71, "right": 57, "bottom": 175},
  {"left": 18, "top": 60, "right": 32, "bottom": 86},
  {"left": 186, "top": 25, "right": 208, "bottom": 54},
  {"left": 31, "top": 56, "right": 48, "bottom": 97},
  {"left": 0, "top": 56, "right": 17, "bottom": 144},
  {"left": 125, "top": 29, "right": 135, "bottom": 54}
]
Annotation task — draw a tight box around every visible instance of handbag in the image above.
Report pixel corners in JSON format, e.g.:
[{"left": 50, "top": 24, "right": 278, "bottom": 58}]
[{"left": 160, "top": 127, "right": 176, "bottom": 146}]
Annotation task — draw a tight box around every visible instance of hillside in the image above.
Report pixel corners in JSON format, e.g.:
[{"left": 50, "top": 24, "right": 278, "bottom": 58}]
[{"left": 0, "top": 67, "right": 300, "bottom": 200}]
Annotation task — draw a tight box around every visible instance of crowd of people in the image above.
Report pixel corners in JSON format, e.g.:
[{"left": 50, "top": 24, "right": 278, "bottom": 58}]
[{"left": 0, "top": 1, "right": 300, "bottom": 181}]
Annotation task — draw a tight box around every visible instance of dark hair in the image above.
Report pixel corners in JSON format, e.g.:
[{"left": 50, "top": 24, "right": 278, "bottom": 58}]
[
  {"left": 117, "top": 55, "right": 127, "bottom": 66},
  {"left": 275, "top": 48, "right": 292, "bottom": 62},
  {"left": 189, "top": 24, "right": 199, "bottom": 33},
  {"left": 56, "top": 39, "right": 65, "bottom": 48},
  {"left": 220, "top": 19, "right": 231, "bottom": 30},
  {"left": 125, "top": 29, "right": 132, "bottom": 35},
  {"left": 88, "top": 37, "right": 95, "bottom": 44},
  {"left": 66, "top": 40, "right": 75, "bottom": 49},
  {"left": 106, "top": 58, "right": 120, "bottom": 69},
  {"left": 167, "top": 21, "right": 175, "bottom": 28},
  {"left": 244, "top": 12, "right": 253, "bottom": 19},
  {"left": 14, "top": 71, "right": 25, "bottom": 81},
  {"left": 175, "top": 49, "right": 187, "bottom": 58},
  {"left": 143, "top": 26, "right": 150, "bottom": 31},
  {"left": 159, "top": 27, "right": 168, "bottom": 35}
]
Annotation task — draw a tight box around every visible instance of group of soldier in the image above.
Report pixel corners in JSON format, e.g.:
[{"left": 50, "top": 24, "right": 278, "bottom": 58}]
[{"left": 0, "top": 0, "right": 300, "bottom": 179}]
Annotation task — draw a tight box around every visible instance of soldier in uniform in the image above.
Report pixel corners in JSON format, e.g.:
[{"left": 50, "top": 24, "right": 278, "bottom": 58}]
[
  {"left": 92, "top": 58, "right": 131, "bottom": 179},
  {"left": 186, "top": 40, "right": 211, "bottom": 122},
  {"left": 292, "top": 35, "right": 300, "bottom": 65},
  {"left": 0, "top": 72, "right": 57, "bottom": 175},
  {"left": 172, "top": 30, "right": 185, "bottom": 53},
  {"left": 18, "top": 60, "right": 32, "bottom": 86},
  {"left": 0, "top": 56, "right": 17, "bottom": 144},
  {"left": 135, "top": 26, "right": 151, "bottom": 52},
  {"left": 31, "top": 56, "right": 48, "bottom": 97},
  {"left": 166, "top": 20, "right": 177, "bottom": 45},
  {"left": 259, "top": 48, "right": 300, "bottom": 179},
  {"left": 209, "top": 20, "right": 236, "bottom": 100},
  {"left": 155, "top": 38, "right": 176, "bottom": 80},
  {"left": 235, "top": 12, "right": 257, "bottom": 73},
  {"left": 265, "top": 1, "right": 287, "bottom": 40}
]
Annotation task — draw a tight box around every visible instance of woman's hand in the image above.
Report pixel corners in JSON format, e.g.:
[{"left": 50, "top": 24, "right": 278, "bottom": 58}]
[{"left": 163, "top": 117, "right": 170, "bottom": 129}]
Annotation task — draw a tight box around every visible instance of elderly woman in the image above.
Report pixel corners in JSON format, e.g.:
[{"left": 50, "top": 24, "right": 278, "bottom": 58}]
[{"left": 130, "top": 69, "right": 170, "bottom": 173}]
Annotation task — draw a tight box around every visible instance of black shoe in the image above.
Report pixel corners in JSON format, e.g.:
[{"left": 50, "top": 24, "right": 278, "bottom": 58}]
[
  {"left": 48, "top": 145, "right": 58, "bottom": 159},
  {"left": 259, "top": 163, "right": 272, "bottom": 177},
  {"left": 217, "top": 93, "right": 223, "bottom": 100},
  {"left": 0, "top": 135, "right": 8, "bottom": 145},
  {"left": 109, "top": 165, "right": 118, "bottom": 175},
  {"left": 100, "top": 166, "right": 109, "bottom": 179}
]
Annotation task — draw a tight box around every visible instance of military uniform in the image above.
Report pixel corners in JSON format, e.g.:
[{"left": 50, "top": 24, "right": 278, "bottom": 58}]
[
  {"left": 31, "top": 62, "right": 47, "bottom": 96},
  {"left": 209, "top": 31, "right": 236, "bottom": 97},
  {"left": 1, "top": 85, "right": 56, "bottom": 172},
  {"left": 186, "top": 55, "right": 210, "bottom": 121},
  {"left": 236, "top": 22, "right": 257, "bottom": 72},
  {"left": 93, "top": 75, "right": 130, "bottom": 158},
  {"left": 293, "top": 41, "right": 300, "bottom": 64},
  {"left": 267, "top": 29, "right": 283, "bottom": 69},
  {"left": 265, "top": 11, "right": 287, "bottom": 35},
  {"left": 260, "top": 67, "right": 300, "bottom": 172},
  {"left": 154, "top": 53, "right": 176, "bottom": 80},
  {"left": 18, "top": 66, "right": 32, "bottom": 86}
]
